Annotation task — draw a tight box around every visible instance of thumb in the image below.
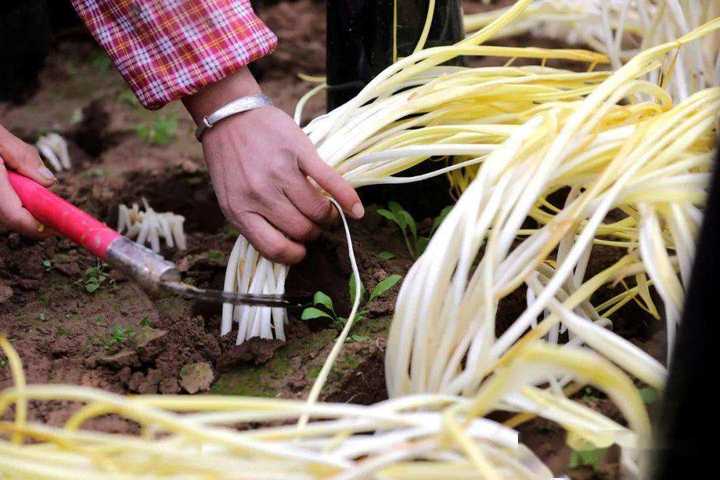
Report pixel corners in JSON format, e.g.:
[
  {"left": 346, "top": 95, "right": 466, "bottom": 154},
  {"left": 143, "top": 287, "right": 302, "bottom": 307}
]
[{"left": 0, "top": 126, "right": 56, "bottom": 187}]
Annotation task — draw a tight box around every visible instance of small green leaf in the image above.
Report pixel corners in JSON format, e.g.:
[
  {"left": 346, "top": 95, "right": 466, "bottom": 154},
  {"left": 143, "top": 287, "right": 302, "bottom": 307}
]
[
  {"left": 416, "top": 237, "right": 430, "bottom": 255},
  {"left": 313, "top": 291, "right": 334, "bottom": 311},
  {"left": 399, "top": 210, "right": 417, "bottom": 240},
  {"left": 569, "top": 447, "right": 608, "bottom": 471},
  {"left": 639, "top": 387, "right": 658, "bottom": 404},
  {"left": 86, "top": 282, "right": 100, "bottom": 293},
  {"left": 346, "top": 334, "right": 370, "bottom": 343},
  {"left": 207, "top": 250, "right": 225, "bottom": 262},
  {"left": 378, "top": 251, "right": 395, "bottom": 261},
  {"left": 377, "top": 208, "right": 396, "bottom": 222},
  {"left": 300, "top": 307, "right": 333, "bottom": 321},
  {"left": 387, "top": 202, "right": 408, "bottom": 229},
  {"left": 348, "top": 274, "right": 365, "bottom": 305},
  {"left": 388, "top": 201, "right": 404, "bottom": 217},
  {"left": 431, "top": 206, "right": 453, "bottom": 234},
  {"left": 370, "top": 274, "right": 402, "bottom": 302}
]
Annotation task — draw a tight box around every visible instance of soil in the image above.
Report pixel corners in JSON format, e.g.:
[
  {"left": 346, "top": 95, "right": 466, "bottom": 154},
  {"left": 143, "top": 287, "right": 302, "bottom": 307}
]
[{"left": 0, "top": 1, "right": 662, "bottom": 478}]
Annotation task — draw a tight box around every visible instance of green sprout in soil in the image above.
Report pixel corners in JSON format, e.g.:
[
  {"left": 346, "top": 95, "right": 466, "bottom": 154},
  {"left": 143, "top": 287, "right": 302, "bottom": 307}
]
[
  {"left": 102, "top": 325, "right": 135, "bottom": 350},
  {"left": 136, "top": 115, "right": 177, "bottom": 145},
  {"left": 139, "top": 316, "right": 153, "bottom": 328},
  {"left": 377, "top": 251, "right": 395, "bottom": 261},
  {"left": 301, "top": 273, "right": 402, "bottom": 334},
  {"left": 378, "top": 202, "right": 452, "bottom": 258},
  {"left": 346, "top": 334, "right": 370, "bottom": 344},
  {"left": 79, "top": 264, "right": 110, "bottom": 293},
  {"left": 207, "top": 250, "right": 225, "bottom": 263},
  {"left": 639, "top": 386, "right": 659, "bottom": 404},
  {"left": 90, "top": 50, "right": 112, "bottom": 71},
  {"left": 56, "top": 326, "right": 70, "bottom": 337},
  {"left": 569, "top": 445, "right": 609, "bottom": 472},
  {"left": 41, "top": 259, "right": 53, "bottom": 272},
  {"left": 118, "top": 89, "right": 141, "bottom": 108}
]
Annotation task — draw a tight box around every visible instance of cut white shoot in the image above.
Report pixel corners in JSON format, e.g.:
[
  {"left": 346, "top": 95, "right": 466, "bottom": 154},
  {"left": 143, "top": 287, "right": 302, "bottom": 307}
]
[
  {"left": 117, "top": 200, "right": 187, "bottom": 253},
  {"left": 36, "top": 132, "right": 71, "bottom": 172}
]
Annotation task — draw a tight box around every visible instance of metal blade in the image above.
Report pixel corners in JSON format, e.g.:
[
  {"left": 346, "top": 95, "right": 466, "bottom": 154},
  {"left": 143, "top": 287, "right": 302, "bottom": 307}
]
[{"left": 160, "top": 281, "right": 310, "bottom": 308}]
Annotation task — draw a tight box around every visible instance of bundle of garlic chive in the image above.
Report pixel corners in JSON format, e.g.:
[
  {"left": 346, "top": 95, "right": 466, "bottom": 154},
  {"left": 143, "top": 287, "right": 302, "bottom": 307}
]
[
  {"left": 117, "top": 200, "right": 187, "bottom": 253},
  {"left": 1, "top": 1, "right": 718, "bottom": 478}
]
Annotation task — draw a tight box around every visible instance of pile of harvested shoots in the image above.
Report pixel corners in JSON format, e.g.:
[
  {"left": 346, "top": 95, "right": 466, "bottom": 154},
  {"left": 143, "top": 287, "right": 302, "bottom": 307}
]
[{"left": 1, "top": 1, "right": 718, "bottom": 478}]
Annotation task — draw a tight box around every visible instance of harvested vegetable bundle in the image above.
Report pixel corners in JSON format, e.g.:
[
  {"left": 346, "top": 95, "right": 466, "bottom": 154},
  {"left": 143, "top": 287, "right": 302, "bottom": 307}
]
[
  {"left": 0, "top": 334, "right": 646, "bottom": 479},
  {"left": 224, "top": 0, "right": 610, "bottom": 344},
  {"left": 117, "top": 200, "right": 187, "bottom": 253},
  {"left": 387, "top": 21, "right": 718, "bottom": 476},
  {"left": 465, "top": 0, "right": 720, "bottom": 101}
]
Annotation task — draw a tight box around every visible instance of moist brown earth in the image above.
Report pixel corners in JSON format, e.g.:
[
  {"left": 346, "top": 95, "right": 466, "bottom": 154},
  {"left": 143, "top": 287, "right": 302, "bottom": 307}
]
[{"left": 0, "top": 2, "right": 661, "bottom": 478}]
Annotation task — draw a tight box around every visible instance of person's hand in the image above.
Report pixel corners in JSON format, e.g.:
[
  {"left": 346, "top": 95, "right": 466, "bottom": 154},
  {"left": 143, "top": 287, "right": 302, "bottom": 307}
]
[
  {"left": 0, "top": 124, "right": 56, "bottom": 238},
  {"left": 184, "top": 68, "right": 364, "bottom": 265}
]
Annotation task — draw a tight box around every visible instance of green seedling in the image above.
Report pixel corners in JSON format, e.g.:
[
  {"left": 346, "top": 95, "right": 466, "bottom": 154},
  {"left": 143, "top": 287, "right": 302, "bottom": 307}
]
[
  {"left": 41, "top": 259, "right": 53, "bottom": 272},
  {"left": 639, "top": 386, "right": 658, "bottom": 404},
  {"left": 301, "top": 274, "right": 403, "bottom": 334},
  {"left": 140, "top": 316, "right": 153, "bottom": 328},
  {"left": 346, "top": 334, "right": 370, "bottom": 343},
  {"left": 118, "top": 89, "right": 141, "bottom": 108},
  {"left": 136, "top": 115, "right": 177, "bottom": 145},
  {"left": 103, "top": 325, "right": 135, "bottom": 350},
  {"left": 378, "top": 202, "right": 452, "bottom": 258},
  {"left": 79, "top": 264, "right": 110, "bottom": 293},
  {"left": 207, "top": 250, "right": 225, "bottom": 263},
  {"left": 90, "top": 51, "right": 112, "bottom": 71},
  {"left": 569, "top": 446, "right": 608, "bottom": 472},
  {"left": 377, "top": 251, "right": 395, "bottom": 261},
  {"left": 581, "top": 386, "right": 601, "bottom": 401}
]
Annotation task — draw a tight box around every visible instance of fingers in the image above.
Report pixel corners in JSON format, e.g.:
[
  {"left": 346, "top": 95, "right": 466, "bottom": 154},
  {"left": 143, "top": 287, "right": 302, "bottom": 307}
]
[
  {"left": 239, "top": 213, "right": 306, "bottom": 264},
  {"left": 297, "top": 146, "right": 364, "bottom": 220},
  {"left": 0, "top": 163, "right": 49, "bottom": 238},
  {"left": 284, "top": 175, "right": 339, "bottom": 226},
  {"left": 0, "top": 125, "right": 56, "bottom": 187},
  {"left": 265, "top": 199, "right": 322, "bottom": 243}
]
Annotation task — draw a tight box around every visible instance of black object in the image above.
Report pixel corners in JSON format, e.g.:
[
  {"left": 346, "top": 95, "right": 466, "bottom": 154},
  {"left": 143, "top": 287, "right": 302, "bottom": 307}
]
[
  {"left": 0, "top": 0, "right": 51, "bottom": 102},
  {"left": 326, "top": 0, "right": 464, "bottom": 218},
  {"left": 651, "top": 144, "right": 718, "bottom": 478},
  {"left": 326, "top": 0, "right": 464, "bottom": 109}
]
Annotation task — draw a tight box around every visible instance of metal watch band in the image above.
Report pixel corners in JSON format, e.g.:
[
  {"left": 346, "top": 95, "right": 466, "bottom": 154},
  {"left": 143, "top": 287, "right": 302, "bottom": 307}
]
[{"left": 195, "top": 94, "right": 272, "bottom": 141}]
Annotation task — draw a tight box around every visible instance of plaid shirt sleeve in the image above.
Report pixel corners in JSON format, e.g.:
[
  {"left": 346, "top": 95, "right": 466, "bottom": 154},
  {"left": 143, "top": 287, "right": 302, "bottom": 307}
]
[{"left": 71, "top": 0, "right": 277, "bottom": 109}]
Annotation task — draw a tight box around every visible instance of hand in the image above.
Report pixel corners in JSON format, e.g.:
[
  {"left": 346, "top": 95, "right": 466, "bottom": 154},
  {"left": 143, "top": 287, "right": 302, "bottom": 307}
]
[
  {"left": 0, "top": 124, "right": 56, "bottom": 238},
  {"left": 183, "top": 68, "right": 364, "bottom": 264}
]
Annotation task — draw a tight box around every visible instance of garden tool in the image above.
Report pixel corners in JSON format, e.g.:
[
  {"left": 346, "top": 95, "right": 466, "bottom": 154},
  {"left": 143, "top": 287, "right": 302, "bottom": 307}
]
[{"left": 7, "top": 171, "right": 309, "bottom": 308}]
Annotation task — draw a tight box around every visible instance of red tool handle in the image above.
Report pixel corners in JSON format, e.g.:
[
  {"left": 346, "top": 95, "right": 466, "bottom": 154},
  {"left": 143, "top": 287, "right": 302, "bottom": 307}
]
[{"left": 8, "top": 172, "right": 120, "bottom": 259}]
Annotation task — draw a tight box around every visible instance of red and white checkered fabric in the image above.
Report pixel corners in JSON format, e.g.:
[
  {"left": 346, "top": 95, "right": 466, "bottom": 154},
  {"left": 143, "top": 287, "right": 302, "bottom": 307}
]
[{"left": 71, "top": 0, "right": 277, "bottom": 109}]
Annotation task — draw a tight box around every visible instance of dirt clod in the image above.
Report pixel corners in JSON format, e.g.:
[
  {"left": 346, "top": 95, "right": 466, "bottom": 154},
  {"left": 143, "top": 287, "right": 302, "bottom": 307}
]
[
  {"left": 180, "top": 362, "right": 214, "bottom": 394},
  {"left": 159, "top": 377, "right": 181, "bottom": 394},
  {"left": 0, "top": 282, "right": 13, "bottom": 303}
]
